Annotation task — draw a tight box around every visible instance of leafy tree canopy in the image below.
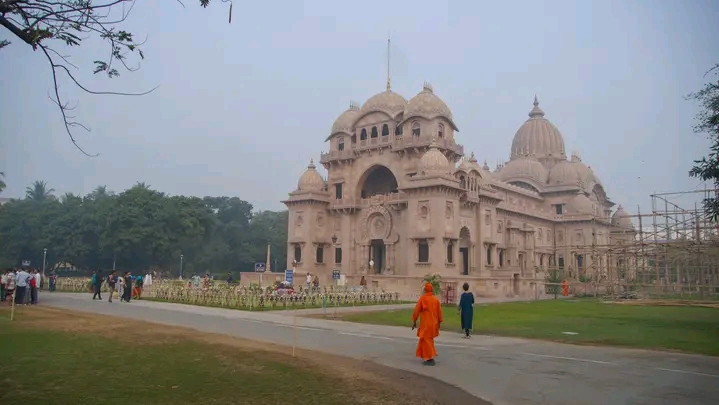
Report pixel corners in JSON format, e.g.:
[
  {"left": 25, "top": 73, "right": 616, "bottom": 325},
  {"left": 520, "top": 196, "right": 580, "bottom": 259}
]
[
  {"left": 688, "top": 64, "right": 719, "bottom": 221},
  {"left": 0, "top": 181, "right": 288, "bottom": 275}
]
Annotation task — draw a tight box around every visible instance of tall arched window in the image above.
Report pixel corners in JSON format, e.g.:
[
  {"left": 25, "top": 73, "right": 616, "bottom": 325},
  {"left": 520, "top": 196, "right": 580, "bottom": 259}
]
[
  {"left": 360, "top": 129, "right": 367, "bottom": 140},
  {"left": 371, "top": 126, "right": 378, "bottom": 138},
  {"left": 459, "top": 175, "right": 466, "bottom": 188},
  {"left": 412, "top": 121, "right": 421, "bottom": 137},
  {"left": 437, "top": 123, "right": 444, "bottom": 138},
  {"left": 337, "top": 137, "right": 345, "bottom": 151},
  {"left": 381, "top": 124, "right": 389, "bottom": 136},
  {"left": 395, "top": 125, "right": 402, "bottom": 136}
]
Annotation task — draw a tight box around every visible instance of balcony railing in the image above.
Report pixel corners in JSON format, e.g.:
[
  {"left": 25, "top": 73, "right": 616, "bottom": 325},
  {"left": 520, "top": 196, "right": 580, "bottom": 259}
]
[
  {"left": 321, "top": 135, "right": 463, "bottom": 163},
  {"left": 328, "top": 192, "right": 407, "bottom": 210}
]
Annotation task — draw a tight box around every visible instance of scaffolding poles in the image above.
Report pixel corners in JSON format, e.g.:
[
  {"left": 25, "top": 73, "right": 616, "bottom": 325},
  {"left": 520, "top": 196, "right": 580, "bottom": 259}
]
[{"left": 548, "top": 188, "right": 719, "bottom": 299}]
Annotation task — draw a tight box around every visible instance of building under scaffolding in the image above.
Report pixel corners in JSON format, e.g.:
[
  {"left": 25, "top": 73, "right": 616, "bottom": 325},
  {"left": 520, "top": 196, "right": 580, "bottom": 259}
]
[{"left": 573, "top": 189, "right": 719, "bottom": 298}]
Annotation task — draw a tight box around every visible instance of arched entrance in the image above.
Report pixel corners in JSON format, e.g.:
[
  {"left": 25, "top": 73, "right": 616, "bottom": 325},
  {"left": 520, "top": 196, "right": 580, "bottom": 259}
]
[
  {"left": 459, "top": 227, "right": 471, "bottom": 275},
  {"left": 358, "top": 165, "right": 398, "bottom": 199}
]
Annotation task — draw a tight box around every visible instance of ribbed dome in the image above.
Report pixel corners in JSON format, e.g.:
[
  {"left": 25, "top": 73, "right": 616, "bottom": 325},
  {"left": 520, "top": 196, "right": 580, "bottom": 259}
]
[
  {"left": 510, "top": 96, "right": 566, "bottom": 161},
  {"left": 330, "top": 102, "right": 360, "bottom": 136},
  {"left": 404, "top": 83, "right": 453, "bottom": 120},
  {"left": 297, "top": 160, "right": 324, "bottom": 192},
  {"left": 568, "top": 193, "right": 595, "bottom": 215},
  {"left": 548, "top": 156, "right": 603, "bottom": 190},
  {"left": 496, "top": 157, "right": 548, "bottom": 184},
  {"left": 611, "top": 205, "right": 634, "bottom": 229},
  {"left": 420, "top": 139, "right": 451, "bottom": 174},
  {"left": 360, "top": 90, "right": 407, "bottom": 118}
]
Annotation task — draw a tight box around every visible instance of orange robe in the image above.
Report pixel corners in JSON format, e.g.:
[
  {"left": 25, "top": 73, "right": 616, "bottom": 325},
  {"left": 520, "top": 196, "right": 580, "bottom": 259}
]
[{"left": 412, "top": 290, "right": 443, "bottom": 360}]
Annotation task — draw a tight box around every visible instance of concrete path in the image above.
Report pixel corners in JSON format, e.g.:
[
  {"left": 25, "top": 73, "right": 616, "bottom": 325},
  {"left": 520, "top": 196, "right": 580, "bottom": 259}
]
[{"left": 40, "top": 293, "right": 719, "bottom": 405}]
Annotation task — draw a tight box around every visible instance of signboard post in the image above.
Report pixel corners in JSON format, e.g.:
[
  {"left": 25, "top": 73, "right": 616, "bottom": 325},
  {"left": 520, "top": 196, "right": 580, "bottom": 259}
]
[
  {"left": 332, "top": 269, "right": 340, "bottom": 286},
  {"left": 284, "top": 269, "right": 294, "bottom": 285},
  {"left": 21, "top": 260, "right": 30, "bottom": 267},
  {"left": 255, "top": 262, "right": 266, "bottom": 287}
]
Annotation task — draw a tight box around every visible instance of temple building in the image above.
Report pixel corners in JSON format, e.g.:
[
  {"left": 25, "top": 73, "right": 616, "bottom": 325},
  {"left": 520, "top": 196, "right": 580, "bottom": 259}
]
[{"left": 283, "top": 82, "right": 636, "bottom": 297}]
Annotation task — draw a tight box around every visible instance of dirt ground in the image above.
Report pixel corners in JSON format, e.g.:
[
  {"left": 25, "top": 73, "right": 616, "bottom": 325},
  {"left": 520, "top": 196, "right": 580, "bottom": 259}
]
[{"left": 3, "top": 306, "right": 490, "bottom": 405}]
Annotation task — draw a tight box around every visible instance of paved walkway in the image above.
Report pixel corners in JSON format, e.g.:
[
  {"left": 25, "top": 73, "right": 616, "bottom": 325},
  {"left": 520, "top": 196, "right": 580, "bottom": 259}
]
[{"left": 41, "top": 293, "right": 719, "bottom": 405}]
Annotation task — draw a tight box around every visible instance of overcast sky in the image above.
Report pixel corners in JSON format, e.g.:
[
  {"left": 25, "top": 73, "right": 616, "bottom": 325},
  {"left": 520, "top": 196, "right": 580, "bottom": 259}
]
[{"left": 1, "top": 0, "right": 718, "bottom": 214}]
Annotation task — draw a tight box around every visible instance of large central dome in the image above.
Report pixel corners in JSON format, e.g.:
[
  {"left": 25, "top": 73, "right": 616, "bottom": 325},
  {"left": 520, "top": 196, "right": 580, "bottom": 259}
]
[{"left": 510, "top": 97, "right": 566, "bottom": 162}]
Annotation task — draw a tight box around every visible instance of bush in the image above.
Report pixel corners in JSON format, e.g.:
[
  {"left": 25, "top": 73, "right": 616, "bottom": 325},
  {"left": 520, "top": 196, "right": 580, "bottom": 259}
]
[{"left": 422, "top": 273, "right": 442, "bottom": 297}]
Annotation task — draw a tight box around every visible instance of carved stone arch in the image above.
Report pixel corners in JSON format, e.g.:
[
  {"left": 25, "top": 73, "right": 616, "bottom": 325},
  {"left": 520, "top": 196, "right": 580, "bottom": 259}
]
[{"left": 361, "top": 205, "right": 393, "bottom": 242}]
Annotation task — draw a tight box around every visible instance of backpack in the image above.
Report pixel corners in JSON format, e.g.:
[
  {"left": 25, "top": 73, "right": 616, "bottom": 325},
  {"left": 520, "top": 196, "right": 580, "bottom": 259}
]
[{"left": 29, "top": 276, "right": 37, "bottom": 288}]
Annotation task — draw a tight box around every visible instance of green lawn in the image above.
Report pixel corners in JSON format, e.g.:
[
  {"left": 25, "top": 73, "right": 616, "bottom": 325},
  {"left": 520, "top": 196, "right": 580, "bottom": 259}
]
[
  {"left": 0, "top": 307, "right": 461, "bottom": 405},
  {"left": 342, "top": 300, "right": 719, "bottom": 356}
]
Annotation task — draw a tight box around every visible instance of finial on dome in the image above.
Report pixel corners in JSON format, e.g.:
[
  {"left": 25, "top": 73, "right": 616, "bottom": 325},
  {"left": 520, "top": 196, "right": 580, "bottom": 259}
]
[
  {"left": 469, "top": 152, "right": 477, "bottom": 163},
  {"left": 483, "top": 160, "right": 490, "bottom": 171},
  {"left": 349, "top": 100, "right": 360, "bottom": 110},
  {"left": 308, "top": 159, "right": 316, "bottom": 169},
  {"left": 429, "top": 135, "right": 439, "bottom": 148},
  {"left": 423, "top": 81, "right": 433, "bottom": 93},
  {"left": 529, "top": 95, "right": 545, "bottom": 118}
]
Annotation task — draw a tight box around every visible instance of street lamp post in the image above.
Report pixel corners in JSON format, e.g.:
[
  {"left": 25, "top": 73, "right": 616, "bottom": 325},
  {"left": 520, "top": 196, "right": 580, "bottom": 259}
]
[
  {"left": 42, "top": 248, "right": 47, "bottom": 277},
  {"left": 180, "top": 254, "right": 184, "bottom": 280}
]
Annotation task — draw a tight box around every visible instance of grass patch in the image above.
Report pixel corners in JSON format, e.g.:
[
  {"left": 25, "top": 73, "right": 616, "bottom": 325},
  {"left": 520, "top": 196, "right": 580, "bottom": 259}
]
[
  {"left": 0, "top": 306, "right": 484, "bottom": 405},
  {"left": 340, "top": 300, "right": 719, "bottom": 356}
]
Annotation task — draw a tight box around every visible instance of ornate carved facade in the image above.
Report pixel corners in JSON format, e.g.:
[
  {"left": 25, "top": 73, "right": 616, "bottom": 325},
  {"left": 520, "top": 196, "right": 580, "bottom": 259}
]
[{"left": 283, "top": 84, "right": 636, "bottom": 297}]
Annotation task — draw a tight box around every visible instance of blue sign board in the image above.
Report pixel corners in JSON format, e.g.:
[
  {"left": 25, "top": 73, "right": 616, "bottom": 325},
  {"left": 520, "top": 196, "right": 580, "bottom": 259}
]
[
  {"left": 284, "top": 269, "right": 294, "bottom": 285},
  {"left": 254, "top": 262, "right": 266, "bottom": 272},
  {"left": 332, "top": 269, "right": 341, "bottom": 280}
]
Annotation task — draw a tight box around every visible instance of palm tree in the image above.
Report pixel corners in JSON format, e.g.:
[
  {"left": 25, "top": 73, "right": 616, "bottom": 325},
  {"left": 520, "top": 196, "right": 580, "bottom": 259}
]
[
  {"left": 0, "top": 172, "right": 5, "bottom": 195},
  {"left": 25, "top": 180, "right": 55, "bottom": 202}
]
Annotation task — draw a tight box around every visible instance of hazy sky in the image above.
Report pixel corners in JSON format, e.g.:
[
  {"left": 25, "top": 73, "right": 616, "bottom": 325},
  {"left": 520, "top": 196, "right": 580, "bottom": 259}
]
[{"left": 1, "top": 0, "right": 718, "bottom": 214}]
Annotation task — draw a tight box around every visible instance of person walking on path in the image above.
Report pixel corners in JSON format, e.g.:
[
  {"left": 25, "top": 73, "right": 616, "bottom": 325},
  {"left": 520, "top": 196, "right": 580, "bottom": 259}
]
[
  {"left": 122, "top": 272, "right": 133, "bottom": 303},
  {"left": 457, "top": 282, "right": 475, "bottom": 338},
  {"left": 91, "top": 270, "right": 103, "bottom": 300},
  {"left": 107, "top": 271, "right": 117, "bottom": 303},
  {"left": 411, "top": 282, "right": 443, "bottom": 366}
]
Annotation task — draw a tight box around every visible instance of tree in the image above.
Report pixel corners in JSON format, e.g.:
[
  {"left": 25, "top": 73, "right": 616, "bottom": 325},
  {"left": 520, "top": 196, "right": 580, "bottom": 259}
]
[
  {"left": 0, "top": 172, "right": 5, "bottom": 194},
  {"left": 25, "top": 180, "right": 55, "bottom": 201},
  {"left": 688, "top": 64, "right": 719, "bottom": 222},
  {"left": 0, "top": 179, "right": 288, "bottom": 274},
  {"left": 0, "top": 0, "right": 232, "bottom": 155}
]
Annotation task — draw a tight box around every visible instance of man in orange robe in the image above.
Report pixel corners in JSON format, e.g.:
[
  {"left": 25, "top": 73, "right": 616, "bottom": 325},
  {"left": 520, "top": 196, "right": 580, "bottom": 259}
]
[{"left": 412, "top": 282, "right": 443, "bottom": 366}]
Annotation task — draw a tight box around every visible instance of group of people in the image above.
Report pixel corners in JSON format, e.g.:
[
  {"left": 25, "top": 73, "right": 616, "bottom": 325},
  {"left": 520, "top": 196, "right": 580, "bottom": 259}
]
[
  {"left": 1, "top": 267, "right": 44, "bottom": 306},
  {"left": 411, "top": 281, "right": 475, "bottom": 366},
  {"left": 91, "top": 270, "right": 153, "bottom": 303}
]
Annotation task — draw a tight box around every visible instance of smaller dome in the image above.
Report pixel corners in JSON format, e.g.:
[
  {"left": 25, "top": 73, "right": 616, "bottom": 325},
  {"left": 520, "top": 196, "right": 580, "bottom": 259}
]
[
  {"left": 330, "top": 102, "right": 360, "bottom": 136},
  {"left": 611, "top": 205, "right": 634, "bottom": 229},
  {"left": 456, "top": 153, "right": 493, "bottom": 179},
  {"left": 420, "top": 139, "right": 451, "bottom": 174},
  {"left": 404, "top": 83, "right": 453, "bottom": 121},
  {"left": 496, "top": 157, "right": 548, "bottom": 184},
  {"left": 297, "top": 159, "right": 324, "bottom": 192},
  {"left": 548, "top": 158, "right": 602, "bottom": 191},
  {"left": 360, "top": 90, "right": 407, "bottom": 118},
  {"left": 567, "top": 193, "right": 595, "bottom": 215}
]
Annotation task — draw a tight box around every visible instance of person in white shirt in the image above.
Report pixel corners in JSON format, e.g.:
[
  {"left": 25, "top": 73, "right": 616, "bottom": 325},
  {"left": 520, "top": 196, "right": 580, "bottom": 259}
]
[
  {"left": 4, "top": 270, "right": 15, "bottom": 302},
  {"left": 1, "top": 270, "right": 7, "bottom": 301},
  {"left": 306, "top": 273, "right": 312, "bottom": 290},
  {"left": 14, "top": 267, "right": 31, "bottom": 305},
  {"left": 31, "top": 269, "right": 41, "bottom": 304}
]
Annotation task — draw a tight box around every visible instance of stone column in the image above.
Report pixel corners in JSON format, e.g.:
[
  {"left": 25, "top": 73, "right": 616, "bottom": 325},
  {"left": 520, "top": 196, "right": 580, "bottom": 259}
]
[{"left": 386, "top": 242, "right": 394, "bottom": 273}]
